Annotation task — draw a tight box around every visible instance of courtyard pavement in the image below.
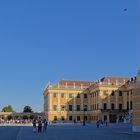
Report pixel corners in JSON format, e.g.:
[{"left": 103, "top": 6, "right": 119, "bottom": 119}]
[{"left": 0, "top": 123, "right": 140, "bottom": 140}]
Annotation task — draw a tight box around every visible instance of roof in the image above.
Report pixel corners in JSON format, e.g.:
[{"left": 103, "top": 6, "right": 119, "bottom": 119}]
[
  {"left": 58, "top": 80, "right": 93, "bottom": 87},
  {"left": 100, "top": 77, "right": 129, "bottom": 83}
]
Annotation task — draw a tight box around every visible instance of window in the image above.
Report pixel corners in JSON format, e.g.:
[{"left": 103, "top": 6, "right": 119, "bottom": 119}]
[
  {"left": 103, "top": 103, "right": 107, "bottom": 110},
  {"left": 69, "top": 116, "right": 73, "bottom": 121},
  {"left": 104, "top": 115, "right": 107, "bottom": 121},
  {"left": 69, "top": 93, "right": 73, "bottom": 98},
  {"left": 111, "top": 103, "right": 115, "bottom": 110},
  {"left": 77, "top": 93, "right": 80, "bottom": 98},
  {"left": 111, "top": 90, "right": 115, "bottom": 96},
  {"left": 84, "top": 94, "right": 87, "bottom": 98},
  {"left": 119, "top": 91, "right": 122, "bottom": 96},
  {"left": 61, "top": 93, "right": 64, "bottom": 98},
  {"left": 119, "top": 104, "right": 122, "bottom": 110},
  {"left": 84, "top": 116, "right": 87, "bottom": 121},
  {"left": 76, "top": 105, "right": 81, "bottom": 111},
  {"left": 61, "top": 116, "right": 65, "bottom": 121},
  {"left": 53, "top": 105, "right": 57, "bottom": 111},
  {"left": 69, "top": 105, "right": 73, "bottom": 111},
  {"left": 84, "top": 105, "right": 88, "bottom": 111},
  {"left": 61, "top": 105, "right": 65, "bottom": 111},
  {"left": 77, "top": 116, "right": 80, "bottom": 121},
  {"left": 54, "top": 116, "right": 57, "bottom": 121},
  {"left": 53, "top": 93, "right": 57, "bottom": 98}
]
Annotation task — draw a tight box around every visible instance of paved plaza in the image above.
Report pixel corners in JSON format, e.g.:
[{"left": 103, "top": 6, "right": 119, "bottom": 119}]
[{"left": 0, "top": 123, "right": 140, "bottom": 140}]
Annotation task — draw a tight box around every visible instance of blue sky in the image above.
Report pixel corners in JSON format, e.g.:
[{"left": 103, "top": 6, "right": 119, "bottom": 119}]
[{"left": 0, "top": 0, "right": 139, "bottom": 112}]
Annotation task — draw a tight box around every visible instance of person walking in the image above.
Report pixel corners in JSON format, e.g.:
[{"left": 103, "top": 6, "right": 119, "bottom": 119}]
[
  {"left": 105, "top": 120, "right": 108, "bottom": 127},
  {"left": 43, "top": 119, "right": 48, "bottom": 132},
  {"left": 38, "top": 120, "right": 42, "bottom": 133},
  {"left": 83, "top": 120, "right": 86, "bottom": 126},
  {"left": 96, "top": 120, "right": 100, "bottom": 128},
  {"left": 32, "top": 119, "right": 37, "bottom": 133},
  {"left": 73, "top": 119, "right": 76, "bottom": 124}
]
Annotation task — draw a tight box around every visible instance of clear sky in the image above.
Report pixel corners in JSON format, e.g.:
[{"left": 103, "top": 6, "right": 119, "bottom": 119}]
[{"left": 0, "top": 0, "right": 139, "bottom": 112}]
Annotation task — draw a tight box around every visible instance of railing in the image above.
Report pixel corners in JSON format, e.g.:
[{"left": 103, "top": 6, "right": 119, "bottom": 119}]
[{"left": 47, "top": 85, "right": 89, "bottom": 89}]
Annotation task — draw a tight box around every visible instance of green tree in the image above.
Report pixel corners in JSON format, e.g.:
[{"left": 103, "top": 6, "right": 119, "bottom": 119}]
[
  {"left": 23, "top": 106, "right": 33, "bottom": 113},
  {"left": 2, "top": 105, "right": 14, "bottom": 112},
  {"left": 7, "top": 115, "right": 12, "bottom": 120}
]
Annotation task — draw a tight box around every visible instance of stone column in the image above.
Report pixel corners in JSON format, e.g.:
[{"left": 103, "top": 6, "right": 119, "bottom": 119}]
[
  {"left": 98, "top": 92, "right": 102, "bottom": 109},
  {"left": 73, "top": 94, "right": 76, "bottom": 111},
  {"left": 57, "top": 93, "right": 60, "bottom": 111},
  {"left": 81, "top": 94, "right": 83, "bottom": 110},
  {"left": 88, "top": 94, "right": 91, "bottom": 111},
  {"left": 115, "top": 92, "right": 118, "bottom": 109},
  {"left": 108, "top": 93, "right": 110, "bottom": 109},
  {"left": 93, "top": 93, "right": 95, "bottom": 110},
  {"left": 96, "top": 92, "right": 98, "bottom": 110},
  {"left": 123, "top": 91, "right": 127, "bottom": 110},
  {"left": 49, "top": 94, "right": 52, "bottom": 111},
  {"left": 129, "top": 90, "right": 131, "bottom": 113}
]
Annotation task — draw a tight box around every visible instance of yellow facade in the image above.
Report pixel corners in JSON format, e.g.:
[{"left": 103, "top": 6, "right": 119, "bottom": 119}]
[
  {"left": 87, "top": 77, "right": 134, "bottom": 123},
  {"left": 44, "top": 78, "right": 134, "bottom": 123},
  {"left": 43, "top": 80, "right": 92, "bottom": 122},
  {"left": 133, "top": 71, "right": 140, "bottom": 132},
  {"left": 0, "top": 112, "right": 12, "bottom": 119}
]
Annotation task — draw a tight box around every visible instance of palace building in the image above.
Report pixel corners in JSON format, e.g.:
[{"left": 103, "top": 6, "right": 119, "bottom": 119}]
[
  {"left": 133, "top": 71, "right": 140, "bottom": 132},
  {"left": 43, "top": 80, "right": 93, "bottom": 122},
  {"left": 86, "top": 77, "right": 134, "bottom": 123},
  {"left": 43, "top": 77, "right": 135, "bottom": 123}
]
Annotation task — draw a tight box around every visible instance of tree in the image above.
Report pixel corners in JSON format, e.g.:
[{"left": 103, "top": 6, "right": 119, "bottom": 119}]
[
  {"left": 23, "top": 106, "right": 33, "bottom": 113},
  {"left": 14, "top": 115, "right": 20, "bottom": 120},
  {"left": 7, "top": 115, "right": 12, "bottom": 120},
  {"left": 29, "top": 115, "right": 34, "bottom": 120},
  {"left": 2, "top": 105, "right": 14, "bottom": 112}
]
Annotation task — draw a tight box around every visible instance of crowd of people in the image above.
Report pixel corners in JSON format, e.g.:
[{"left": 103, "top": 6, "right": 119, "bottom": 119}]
[
  {"left": 0, "top": 118, "right": 32, "bottom": 125},
  {"left": 32, "top": 118, "right": 48, "bottom": 133},
  {"left": 1, "top": 117, "right": 127, "bottom": 131}
]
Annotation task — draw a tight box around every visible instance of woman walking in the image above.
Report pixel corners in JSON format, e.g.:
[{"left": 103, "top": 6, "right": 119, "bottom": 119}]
[
  {"left": 38, "top": 120, "right": 42, "bottom": 133},
  {"left": 43, "top": 119, "right": 48, "bottom": 132},
  {"left": 32, "top": 119, "right": 37, "bottom": 133}
]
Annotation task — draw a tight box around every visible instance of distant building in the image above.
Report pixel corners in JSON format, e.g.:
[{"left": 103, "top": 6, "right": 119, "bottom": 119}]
[
  {"left": 0, "top": 112, "right": 12, "bottom": 119},
  {"left": 0, "top": 112, "right": 44, "bottom": 120},
  {"left": 133, "top": 71, "right": 140, "bottom": 132}
]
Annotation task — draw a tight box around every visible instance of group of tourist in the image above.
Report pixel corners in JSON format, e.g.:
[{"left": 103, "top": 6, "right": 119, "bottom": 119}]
[
  {"left": 96, "top": 120, "right": 108, "bottom": 128},
  {"left": 32, "top": 118, "right": 48, "bottom": 133},
  {"left": 0, "top": 118, "right": 32, "bottom": 125}
]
